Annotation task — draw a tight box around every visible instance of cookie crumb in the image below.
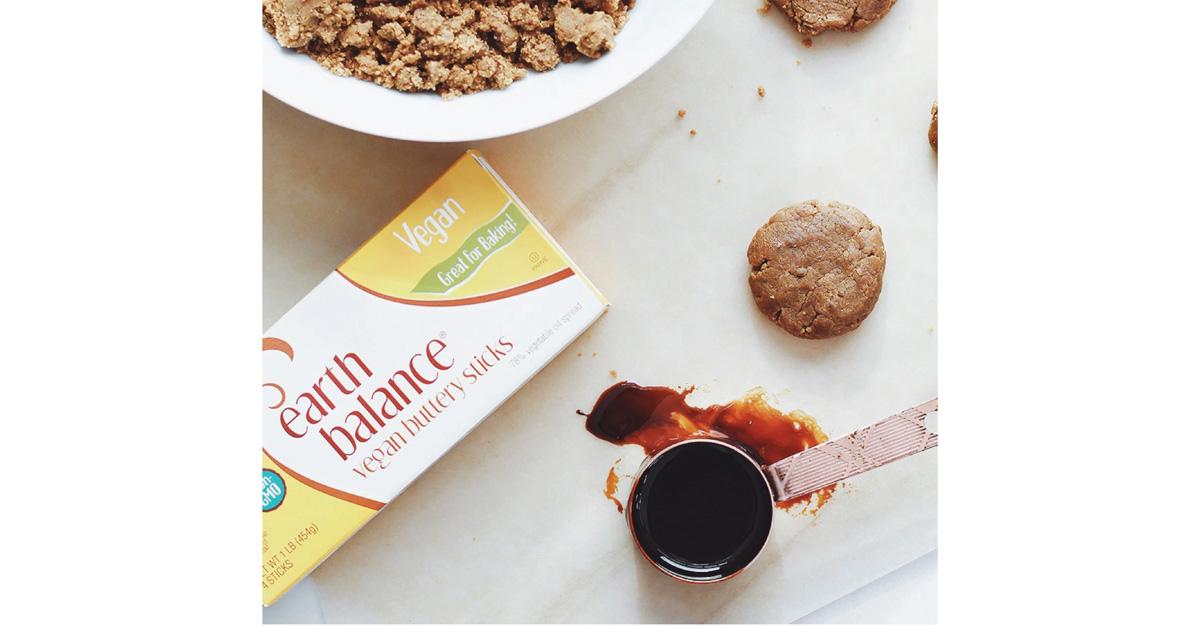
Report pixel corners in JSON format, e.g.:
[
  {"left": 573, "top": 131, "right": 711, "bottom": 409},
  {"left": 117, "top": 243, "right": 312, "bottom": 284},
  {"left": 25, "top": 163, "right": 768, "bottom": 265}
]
[
  {"left": 577, "top": 352, "right": 583, "bottom": 357},
  {"left": 802, "top": 37, "right": 813, "bottom": 47},
  {"left": 677, "top": 108, "right": 687, "bottom": 119},
  {"left": 689, "top": 128, "right": 697, "bottom": 136},
  {"left": 592, "top": 352, "right": 598, "bottom": 357},
  {"left": 757, "top": 0, "right": 772, "bottom": 14},
  {"left": 928, "top": 101, "right": 938, "bottom": 152},
  {"left": 609, "top": 369, "right": 618, "bottom": 378},
  {"left": 757, "top": 86, "right": 766, "bottom": 98}
]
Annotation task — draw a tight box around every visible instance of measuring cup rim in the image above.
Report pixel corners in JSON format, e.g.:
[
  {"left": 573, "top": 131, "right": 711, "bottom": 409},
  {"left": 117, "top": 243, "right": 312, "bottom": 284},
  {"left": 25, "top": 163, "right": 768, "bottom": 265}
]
[{"left": 624, "top": 437, "right": 775, "bottom": 584}]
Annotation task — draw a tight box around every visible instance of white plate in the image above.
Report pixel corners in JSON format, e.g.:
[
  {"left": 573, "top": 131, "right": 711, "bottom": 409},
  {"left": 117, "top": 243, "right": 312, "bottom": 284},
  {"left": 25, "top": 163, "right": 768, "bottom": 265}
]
[{"left": 262, "top": 2, "right": 715, "bottom": 142}]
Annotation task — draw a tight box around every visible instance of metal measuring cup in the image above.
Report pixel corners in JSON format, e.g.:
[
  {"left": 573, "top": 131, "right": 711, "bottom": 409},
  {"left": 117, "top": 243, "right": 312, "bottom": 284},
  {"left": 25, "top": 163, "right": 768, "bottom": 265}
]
[{"left": 625, "top": 399, "right": 939, "bottom": 582}]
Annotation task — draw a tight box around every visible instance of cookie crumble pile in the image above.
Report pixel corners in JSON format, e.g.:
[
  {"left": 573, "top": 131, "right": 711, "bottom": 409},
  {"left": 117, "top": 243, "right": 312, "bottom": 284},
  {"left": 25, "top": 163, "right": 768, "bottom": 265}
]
[{"left": 263, "top": 0, "right": 636, "bottom": 98}]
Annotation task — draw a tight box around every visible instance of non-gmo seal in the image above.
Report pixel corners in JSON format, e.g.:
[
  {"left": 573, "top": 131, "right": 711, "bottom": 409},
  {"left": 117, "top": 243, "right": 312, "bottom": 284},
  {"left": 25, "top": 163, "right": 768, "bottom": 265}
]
[{"left": 262, "top": 469, "right": 286, "bottom": 512}]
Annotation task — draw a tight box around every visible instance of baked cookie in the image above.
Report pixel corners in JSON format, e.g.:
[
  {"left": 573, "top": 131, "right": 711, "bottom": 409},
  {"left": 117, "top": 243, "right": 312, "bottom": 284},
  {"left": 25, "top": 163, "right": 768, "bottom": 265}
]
[
  {"left": 929, "top": 101, "right": 938, "bottom": 152},
  {"left": 771, "top": 0, "right": 897, "bottom": 38},
  {"left": 747, "top": 201, "right": 885, "bottom": 339}
]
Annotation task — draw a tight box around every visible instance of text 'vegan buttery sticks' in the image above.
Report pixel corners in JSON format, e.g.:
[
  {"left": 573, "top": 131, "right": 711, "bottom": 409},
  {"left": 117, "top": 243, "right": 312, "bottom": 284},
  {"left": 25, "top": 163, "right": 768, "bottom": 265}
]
[{"left": 261, "top": 152, "right": 607, "bottom": 605}]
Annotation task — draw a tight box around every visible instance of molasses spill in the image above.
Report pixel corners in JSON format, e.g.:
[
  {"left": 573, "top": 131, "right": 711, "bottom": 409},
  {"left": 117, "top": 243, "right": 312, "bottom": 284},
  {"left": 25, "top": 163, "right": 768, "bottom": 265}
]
[
  {"left": 581, "top": 382, "right": 835, "bottom": 510},
  {"left": 604, "top": 464, "right": 624, "bottom": 513}
]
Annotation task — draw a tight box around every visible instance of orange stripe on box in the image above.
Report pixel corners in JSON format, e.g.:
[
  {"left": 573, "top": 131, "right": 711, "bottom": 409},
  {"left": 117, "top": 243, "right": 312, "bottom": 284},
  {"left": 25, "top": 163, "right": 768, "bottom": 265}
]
[
  {"left": 263, "top": 448, "right": 385, "bottom": 511},
  {"left": 335, "top": 267, "right": 575, "bottom": 307},
  {"left": 262, "top": 337, "right": 294, "bottom": 360}
]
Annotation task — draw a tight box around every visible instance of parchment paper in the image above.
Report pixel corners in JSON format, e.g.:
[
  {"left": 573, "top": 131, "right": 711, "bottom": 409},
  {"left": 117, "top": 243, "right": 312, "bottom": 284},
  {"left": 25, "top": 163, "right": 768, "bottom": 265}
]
[{"left": 263, "top": 1, "right": 937, "bottom": 621}]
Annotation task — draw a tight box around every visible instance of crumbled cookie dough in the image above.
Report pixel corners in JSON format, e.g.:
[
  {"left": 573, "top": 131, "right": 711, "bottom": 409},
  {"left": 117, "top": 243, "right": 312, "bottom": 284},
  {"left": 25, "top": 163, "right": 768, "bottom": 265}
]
[
  {"left": 553, "top": 2, "right": 618, "bottom": 58},
  {"left": 263, "top": 1, "right": 637, "bottom": 98},
  {"left": 771, "top": 0, "right": 896, "bottom": 38},
  {"left": 928, "top": 101, "right": 938, "bottom": 152}
]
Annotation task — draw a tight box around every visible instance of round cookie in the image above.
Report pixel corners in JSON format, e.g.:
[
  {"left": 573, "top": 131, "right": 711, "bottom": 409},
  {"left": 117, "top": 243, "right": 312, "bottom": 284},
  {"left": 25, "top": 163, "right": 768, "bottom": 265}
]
[
  {"left": 772, "top": 0, "right": 897, "bottom": 38},
  {"left": 747, "top": 201, "right": 885, "bottom": 339}
]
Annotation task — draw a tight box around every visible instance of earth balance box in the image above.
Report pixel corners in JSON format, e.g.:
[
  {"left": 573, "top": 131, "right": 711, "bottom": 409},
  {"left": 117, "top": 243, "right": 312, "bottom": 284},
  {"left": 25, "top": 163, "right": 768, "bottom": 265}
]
[{"left": 261, "top": 151, "right": 608, "bottom": 605}]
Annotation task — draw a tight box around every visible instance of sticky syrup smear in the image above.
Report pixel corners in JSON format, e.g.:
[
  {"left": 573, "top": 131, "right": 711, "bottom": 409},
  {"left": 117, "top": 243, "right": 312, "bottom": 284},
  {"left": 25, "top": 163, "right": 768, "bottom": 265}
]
[
  {"left": 580, "top": 382, "right": 836, "bottom": 512},
  {"left": 604, "top": 462, "right": 624, "bottom": 514}
]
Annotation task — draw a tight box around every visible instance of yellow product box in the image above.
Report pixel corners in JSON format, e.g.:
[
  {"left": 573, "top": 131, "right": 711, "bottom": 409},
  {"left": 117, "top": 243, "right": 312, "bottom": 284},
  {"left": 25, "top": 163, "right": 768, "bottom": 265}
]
[{"left": 261, "top": 151, "right": 607, "bottom": 605}]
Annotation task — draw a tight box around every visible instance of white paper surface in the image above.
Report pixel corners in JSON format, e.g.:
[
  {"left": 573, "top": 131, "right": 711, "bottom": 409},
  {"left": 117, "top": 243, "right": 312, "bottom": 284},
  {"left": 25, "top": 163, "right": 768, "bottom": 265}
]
[{"left": 263, "top": 1, "right": 937, "bottom": 622}]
